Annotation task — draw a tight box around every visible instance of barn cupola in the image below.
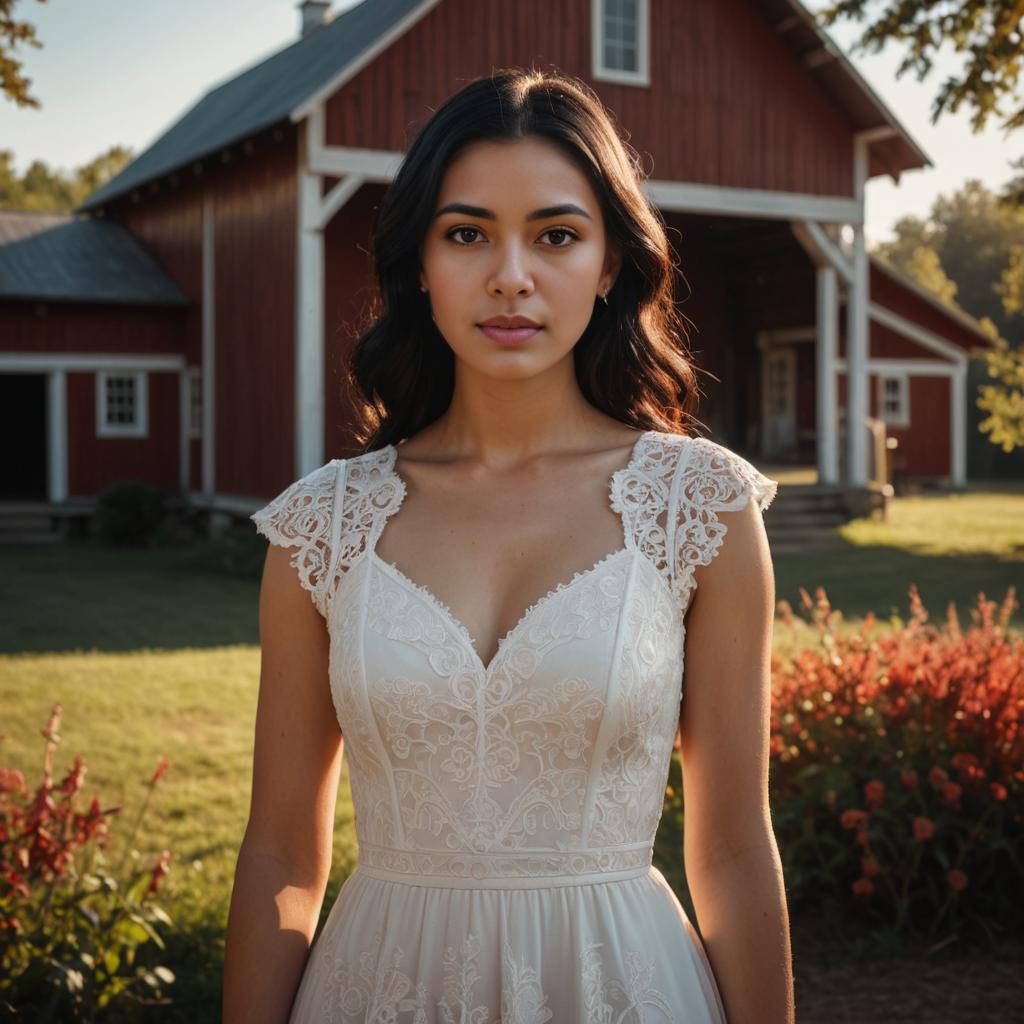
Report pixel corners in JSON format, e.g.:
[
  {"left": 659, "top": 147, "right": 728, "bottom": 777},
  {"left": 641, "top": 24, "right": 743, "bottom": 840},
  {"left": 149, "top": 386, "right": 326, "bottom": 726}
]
[{"left": 298, "top": 0, "right": 332, "bottom": 37}]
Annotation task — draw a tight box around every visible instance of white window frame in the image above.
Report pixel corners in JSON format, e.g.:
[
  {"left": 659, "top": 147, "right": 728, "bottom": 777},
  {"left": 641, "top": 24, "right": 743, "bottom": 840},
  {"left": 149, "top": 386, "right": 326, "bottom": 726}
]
[
  {"left": 187, "top": 366, "right": 202, "bottom": 440},
  {"left": 96, "top": 370, "right": 148, "bottom": 438},
  {"left": 876, "top": 372, "right": 910, "bottom": 428},
  {"left": 592, "top": 0, "right": 650, "bottom": 87}
]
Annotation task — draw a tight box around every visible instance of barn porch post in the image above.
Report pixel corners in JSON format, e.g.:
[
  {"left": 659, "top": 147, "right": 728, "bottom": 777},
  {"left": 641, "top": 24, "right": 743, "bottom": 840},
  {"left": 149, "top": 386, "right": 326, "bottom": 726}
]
[
  {"left": 295, "top": 104, "right": 395, "bottom": 476},
  {"left": 790, "top": 220, "right": 852, "bottom": 486},
  {"left": 295, "top": 108, "right": 328, "bottom": 477}
]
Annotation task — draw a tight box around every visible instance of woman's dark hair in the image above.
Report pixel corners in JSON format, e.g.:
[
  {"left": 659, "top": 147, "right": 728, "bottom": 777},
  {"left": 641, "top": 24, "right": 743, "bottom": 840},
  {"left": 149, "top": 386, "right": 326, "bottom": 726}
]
[{"left": 347, "top": 67, "right": 703, "bottom": 450}]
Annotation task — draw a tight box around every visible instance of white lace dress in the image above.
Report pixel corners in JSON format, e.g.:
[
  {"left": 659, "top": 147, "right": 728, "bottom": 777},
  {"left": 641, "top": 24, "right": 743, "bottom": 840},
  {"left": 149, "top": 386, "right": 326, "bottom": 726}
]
[{"left": 250, "top": 429, "right": 777, "bottom": 1023}]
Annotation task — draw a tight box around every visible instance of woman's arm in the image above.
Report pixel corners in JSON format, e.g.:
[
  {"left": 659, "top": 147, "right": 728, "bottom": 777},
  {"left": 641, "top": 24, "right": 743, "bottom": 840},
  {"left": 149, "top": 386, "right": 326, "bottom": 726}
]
[
  {"left": 222, "top": 543, "right": 345, "bottom": 1024},
  {"left": 678, "top": 498, "right": 795, "bottom": 1024}
]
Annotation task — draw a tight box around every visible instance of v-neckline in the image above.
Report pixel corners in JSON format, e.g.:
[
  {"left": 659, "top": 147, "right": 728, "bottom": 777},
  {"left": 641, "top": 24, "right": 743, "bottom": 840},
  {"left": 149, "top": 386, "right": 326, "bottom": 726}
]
[{"left": 369, "top": 429, "right": 654, "bottom": 677}]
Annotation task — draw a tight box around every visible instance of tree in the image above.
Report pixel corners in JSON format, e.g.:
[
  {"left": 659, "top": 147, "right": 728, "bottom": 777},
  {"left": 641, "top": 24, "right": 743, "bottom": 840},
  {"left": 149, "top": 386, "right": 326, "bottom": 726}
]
[
  {"left": 815, "top": 1, "right": 1024, "bottom": 133},
  {"left": 0, "top": 145, "right": 134, "bottom": 212},
  {"left": 1, "top": 0, "right": 48, "bottom": 108},
  {"left": 977, "top": 335, "right": 1024, "bottom": 453},
  {"left": 815, "top": 2, "right": 1024, "bottom": 455}
]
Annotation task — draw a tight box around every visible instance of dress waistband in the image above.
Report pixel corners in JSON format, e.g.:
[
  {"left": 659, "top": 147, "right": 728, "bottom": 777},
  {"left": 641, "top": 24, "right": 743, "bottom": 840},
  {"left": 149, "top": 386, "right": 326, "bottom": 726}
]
[{"left": 355, "top": 841, "right": 654, "bottom": 890}]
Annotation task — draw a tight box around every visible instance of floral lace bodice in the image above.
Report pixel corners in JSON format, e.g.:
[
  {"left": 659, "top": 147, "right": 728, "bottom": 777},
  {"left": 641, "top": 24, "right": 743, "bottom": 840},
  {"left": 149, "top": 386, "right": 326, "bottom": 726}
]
[{"left": 251, "top": 430, "right": 776, "bottom": 888}]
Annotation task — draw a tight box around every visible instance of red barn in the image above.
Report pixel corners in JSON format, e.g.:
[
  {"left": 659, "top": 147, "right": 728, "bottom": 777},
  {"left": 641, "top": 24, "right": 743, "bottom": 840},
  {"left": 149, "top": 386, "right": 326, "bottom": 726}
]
[{"left": 0, "top": 0, "right": 993, "bottom": 527}]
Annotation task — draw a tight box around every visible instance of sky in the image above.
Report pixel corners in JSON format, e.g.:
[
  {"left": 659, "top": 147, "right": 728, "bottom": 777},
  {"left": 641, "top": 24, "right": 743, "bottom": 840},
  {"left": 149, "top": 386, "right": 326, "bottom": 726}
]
[{"left": 0, "top": 0, "right": 1016, "bottom": 246}]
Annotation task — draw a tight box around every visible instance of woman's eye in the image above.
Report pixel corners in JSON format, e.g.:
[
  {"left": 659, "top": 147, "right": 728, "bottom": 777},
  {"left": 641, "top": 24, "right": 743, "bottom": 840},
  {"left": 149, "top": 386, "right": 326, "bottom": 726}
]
[
  {"left": 445, "top": 226, "right": 579, "bottom": 247},
  {"left": 448, "top": 226, "right": 483, "bottom": 244},
  {"left": 541, "top": 228, "right": 578, "bottom": 247}
]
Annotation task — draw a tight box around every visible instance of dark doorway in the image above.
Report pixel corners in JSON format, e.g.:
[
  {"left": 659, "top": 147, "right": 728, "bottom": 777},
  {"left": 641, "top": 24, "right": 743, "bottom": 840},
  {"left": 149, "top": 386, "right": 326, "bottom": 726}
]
[{"left": 0, "top": 374, "right": 48, "bottom": 499}]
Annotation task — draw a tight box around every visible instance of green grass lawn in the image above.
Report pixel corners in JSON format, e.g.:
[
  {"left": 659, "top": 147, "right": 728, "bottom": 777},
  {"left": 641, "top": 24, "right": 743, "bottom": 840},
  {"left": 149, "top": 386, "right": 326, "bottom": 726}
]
[{"left": 0, "top": 484, "right": 1021, "bottom": 1020}]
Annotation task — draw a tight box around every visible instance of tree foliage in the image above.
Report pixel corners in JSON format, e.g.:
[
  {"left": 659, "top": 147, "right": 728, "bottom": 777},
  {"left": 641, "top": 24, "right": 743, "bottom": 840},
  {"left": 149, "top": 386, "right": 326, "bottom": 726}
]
[
  {"left": 1, "top": 0, "right": 48, "bottom": 108},
  {"left": 873, "top": 179, "right": 1024, "bottom": 452},
  {"left": 0, "top": 146, "right": 133, "bottom": 213},
  {"left": 873, "top": 180, "right": 1021, "bottom": 343},
  {"left": 977, "top": 336, "right": 1024, "bottom": 452},
  {"left": 816, "top": 1, "right": 1024, "bottom": 133}
]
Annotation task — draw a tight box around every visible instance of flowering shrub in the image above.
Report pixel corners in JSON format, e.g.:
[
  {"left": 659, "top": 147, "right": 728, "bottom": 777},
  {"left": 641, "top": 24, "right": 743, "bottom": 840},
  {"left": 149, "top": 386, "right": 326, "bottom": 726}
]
[
  {"left": 770, "top": 585, "right": 1023, "bottom": 949},
  {"left": 0, "top": 704, "right": 176, "bottom": 1022}
]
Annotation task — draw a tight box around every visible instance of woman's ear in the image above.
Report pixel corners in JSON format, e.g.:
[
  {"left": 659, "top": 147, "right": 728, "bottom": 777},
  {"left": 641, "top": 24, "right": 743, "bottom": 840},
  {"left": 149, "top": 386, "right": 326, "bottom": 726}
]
[{"left": 602, "top": 244, "right": 623, "bottom": 295}]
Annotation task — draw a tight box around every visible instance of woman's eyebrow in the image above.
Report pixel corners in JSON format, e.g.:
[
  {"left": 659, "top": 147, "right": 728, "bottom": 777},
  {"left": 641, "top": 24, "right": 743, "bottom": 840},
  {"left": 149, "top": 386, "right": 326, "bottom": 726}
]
[{"left": 432, "top": 202, "right": 593, "bottom": 221}]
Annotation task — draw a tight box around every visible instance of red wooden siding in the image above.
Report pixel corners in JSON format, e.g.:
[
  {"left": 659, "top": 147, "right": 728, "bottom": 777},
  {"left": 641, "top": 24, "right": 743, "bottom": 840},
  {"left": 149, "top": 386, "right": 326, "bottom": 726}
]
[
  {"left": 869, "top": 372, "right": 951, "bottom": 478},
  {"left": 66, "top": 370, "right": 181, "bottom": 497},
  {"left": 324, "top": 0, "right": 855, "bottom": 197},
  {"left": 115, "top": 127, "right": 299, "bottom": 497},
  {"left": 323, "top": 183, "right": 388, "bottom": 459},
  {"left": 0, "top": 303, "right": 185, "bottom": 354},
  {"left": 870, "top": 264, "right": 982, "bottom": 354}
]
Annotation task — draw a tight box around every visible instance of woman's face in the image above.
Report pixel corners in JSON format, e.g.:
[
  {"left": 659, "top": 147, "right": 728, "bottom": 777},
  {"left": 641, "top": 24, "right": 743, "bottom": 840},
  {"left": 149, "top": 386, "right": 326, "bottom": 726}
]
[{"left": 418, "top": 135, "right": 621, "bottom": 379}]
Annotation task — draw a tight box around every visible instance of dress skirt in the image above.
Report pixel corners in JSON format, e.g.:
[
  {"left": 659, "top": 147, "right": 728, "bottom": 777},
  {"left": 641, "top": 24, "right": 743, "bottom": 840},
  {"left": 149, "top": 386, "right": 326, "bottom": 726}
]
[{"left": 288, "top": 864, "right": 728, "bottom": 1023}]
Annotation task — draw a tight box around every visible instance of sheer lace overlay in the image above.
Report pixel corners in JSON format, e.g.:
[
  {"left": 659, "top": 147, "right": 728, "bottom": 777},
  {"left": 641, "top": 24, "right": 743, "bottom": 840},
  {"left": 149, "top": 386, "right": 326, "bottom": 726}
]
[{"left": 250, "top": 430, "right": 776, "bottom": 1023}]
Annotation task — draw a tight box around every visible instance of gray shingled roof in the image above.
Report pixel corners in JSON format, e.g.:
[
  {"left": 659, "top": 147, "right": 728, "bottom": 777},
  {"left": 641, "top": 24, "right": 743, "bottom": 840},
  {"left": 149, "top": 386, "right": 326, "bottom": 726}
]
[
  {"left": 0, "top": 211, "right": 190, "bottom": 305},
  {"left": 77, "top": 0, "right": 425, "bottom": 212}
]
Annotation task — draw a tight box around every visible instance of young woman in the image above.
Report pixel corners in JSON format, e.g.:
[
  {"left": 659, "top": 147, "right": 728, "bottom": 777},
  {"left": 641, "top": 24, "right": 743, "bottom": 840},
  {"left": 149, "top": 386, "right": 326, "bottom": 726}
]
[{"left": 224, "top": 68, "right": 794, "bottom": 1024}]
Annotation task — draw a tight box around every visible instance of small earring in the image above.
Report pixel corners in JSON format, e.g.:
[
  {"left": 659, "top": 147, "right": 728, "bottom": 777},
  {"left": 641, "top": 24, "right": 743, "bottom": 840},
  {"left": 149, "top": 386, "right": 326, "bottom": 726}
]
[
  {"left": 600, "top": 290, "right": 609, "bottom": 306},
  {"left": 420, "top": 285, "right": 428, "bottom": 293}
]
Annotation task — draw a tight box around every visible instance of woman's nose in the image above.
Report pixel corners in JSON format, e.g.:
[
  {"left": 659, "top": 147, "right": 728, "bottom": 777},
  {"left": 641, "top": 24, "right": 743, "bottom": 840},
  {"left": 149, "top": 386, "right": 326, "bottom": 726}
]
[{"left": 487, "top": 242, "right": 534, "bottom": 297}]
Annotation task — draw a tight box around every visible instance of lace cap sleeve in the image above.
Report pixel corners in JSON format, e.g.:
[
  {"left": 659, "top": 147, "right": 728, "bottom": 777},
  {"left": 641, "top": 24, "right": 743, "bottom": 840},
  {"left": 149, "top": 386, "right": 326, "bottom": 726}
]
[
  {"left": 250, "top": 460, "right": 344, "bottom": 618},
  {"left": 670, "top": 436, "right": 778, "bottom": 606}
]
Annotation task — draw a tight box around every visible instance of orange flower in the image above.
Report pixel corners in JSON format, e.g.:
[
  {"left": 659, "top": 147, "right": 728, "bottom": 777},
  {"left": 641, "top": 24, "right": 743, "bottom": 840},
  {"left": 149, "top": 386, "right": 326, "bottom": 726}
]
[
  {"left": 861, "top": 856, "right": 881, "bottom": 878},
  {"left": 852, "top": 877, "right": 875, "bottom": 897},
  {"left": 864, "top": 780, "right": 885, "bottom": 809},
  {"left": 900, "top": 769, "right": 919, "bottom": 789},
  {"left": 942, "top": 781, "right": 963, "bottom": 810},
  {"left": 990, "top": 782, "right": 1008, "bottom": 801},
  {"left": 913, "top": 816, "right": 936, "bottom": 841},
  {"left": 149, "top": 757, "right": 171, "bottom": 786},
  {"left": 840, "top": 809, "right": 870, "bottom": 831},
  {"left": 946, "top": 869, "right": 968, "bottom": 891}
]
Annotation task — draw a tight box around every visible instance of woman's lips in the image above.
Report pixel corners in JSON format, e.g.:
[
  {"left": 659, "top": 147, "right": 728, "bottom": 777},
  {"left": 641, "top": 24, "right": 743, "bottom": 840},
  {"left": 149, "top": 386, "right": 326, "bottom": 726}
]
[{"left": 477, "top": 324, "right": 541, "bottom": 345}]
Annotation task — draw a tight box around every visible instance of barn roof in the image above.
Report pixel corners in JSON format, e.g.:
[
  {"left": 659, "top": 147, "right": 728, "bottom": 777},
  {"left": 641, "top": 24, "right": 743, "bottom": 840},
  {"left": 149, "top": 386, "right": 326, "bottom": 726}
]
[
  {"left": 0, "top": 210, "right": 190, "bottom": 305},
  {"left": 78, "top": 0, "right": 428, "bottom": 212},
  {"left": 870, "top": 253, "right": 995, "bottom": 347},
  {"left": 78, "top": 0, "right": 928, "bottom": 214}
]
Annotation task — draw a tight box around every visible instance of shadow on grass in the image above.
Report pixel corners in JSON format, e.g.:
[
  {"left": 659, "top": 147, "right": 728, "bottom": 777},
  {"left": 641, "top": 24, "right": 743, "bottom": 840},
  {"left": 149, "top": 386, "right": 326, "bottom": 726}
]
[
  {"left": 773, "top": 533, "right": 1023, "bottom": 631},
  {"left": 0, "top": 525, "right": 1020, "bottom": 655}
]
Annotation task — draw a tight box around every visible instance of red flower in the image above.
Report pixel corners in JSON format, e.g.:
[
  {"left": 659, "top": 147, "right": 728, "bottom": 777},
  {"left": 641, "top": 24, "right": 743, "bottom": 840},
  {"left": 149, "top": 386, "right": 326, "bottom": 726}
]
[
  {"left": 840, "top": 809, "right": 870, "bottom": 831},
  {"left": 900, "top": 769, "right": 919, "bottom": 789},
  {"left": 146, "top": 850, "right": 172, "bottom": 895},
  {"left": 913, "top": 816, "right": 936, "bottom": 841},
  {"left": 946, "top": 869, "right": 968, "bottom": 891},
  {"left": 861, "top": 856, "right": 881, "bottom": 878},
  {"left": 951, "top": 752, "right": 983, "bottom": 783},
  {"left": 852, "top": 877, "right": 875, "bottom": 897},
  {"left": 928, "top": 765, "right": 949, "bottom": 787},
  {"left": 864, "top": 780, "right": 885, "bottom": 809},
  {"left": 990, "top": 782, "right": 1008, "bottom": 801},
  {"left": 0, "top": 768, "right": 26, "bottom": 794},
  {"left": 942, "top": 781, "right": 963, "bottom": 810}
]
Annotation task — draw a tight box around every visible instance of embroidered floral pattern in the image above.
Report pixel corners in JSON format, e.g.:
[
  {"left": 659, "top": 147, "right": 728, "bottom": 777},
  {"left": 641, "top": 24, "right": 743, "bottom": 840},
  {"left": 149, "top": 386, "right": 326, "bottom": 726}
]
[
  {"left": 302, "top": 926, "right": 674, "bottom": 1023},
  {"left": 251, "top": 432, "right": 774, "bottom": 1024}
]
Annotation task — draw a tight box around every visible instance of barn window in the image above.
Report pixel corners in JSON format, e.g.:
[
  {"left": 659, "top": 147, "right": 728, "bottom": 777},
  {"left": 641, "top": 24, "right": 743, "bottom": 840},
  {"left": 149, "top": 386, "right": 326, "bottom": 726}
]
[
  {"left": 592, "top": 0, "right": 650, "bottom": 86},
  {"left": 96, "top": 370, "right": 148, "bottom": 438},
  {"left": 877, "top": 373, "right": 910, "bottom": 428},
  {"left": 187, "top": 367, "right": 202, "bottom": 439}
]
